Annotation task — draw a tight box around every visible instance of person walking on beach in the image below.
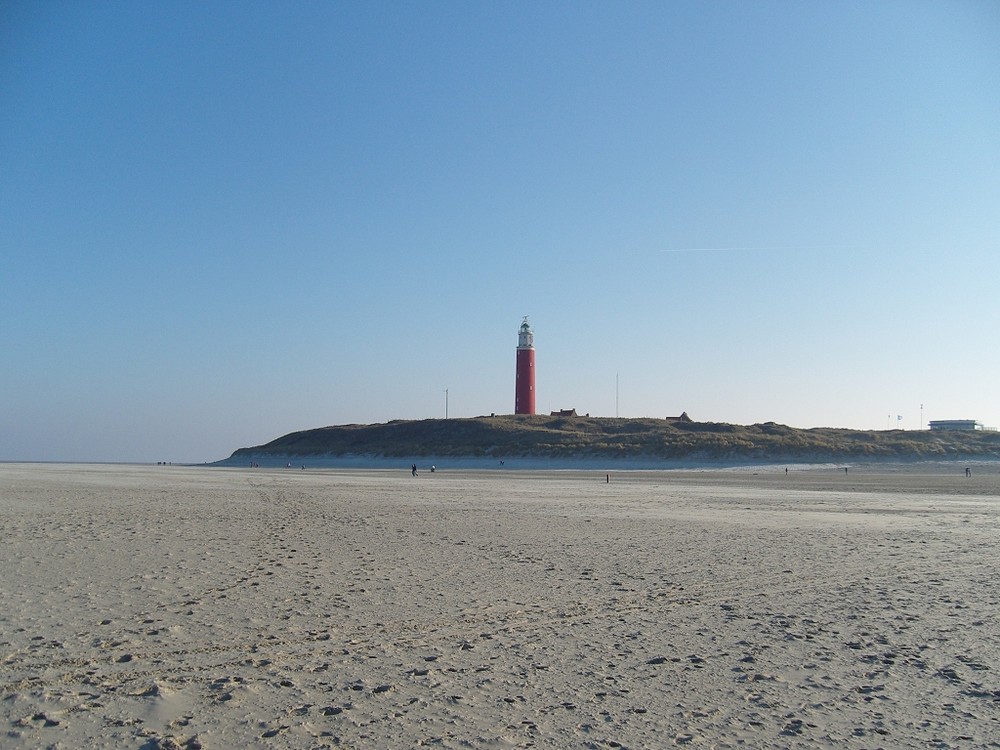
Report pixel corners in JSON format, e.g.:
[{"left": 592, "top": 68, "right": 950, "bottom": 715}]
[{"left": 411, "top": 463, "right": 417, "bottom": 477}]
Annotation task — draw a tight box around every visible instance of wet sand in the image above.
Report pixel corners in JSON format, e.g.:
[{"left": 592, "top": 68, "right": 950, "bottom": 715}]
[{"left": 1, "top": 462, "right": 998, "bottom": 748}]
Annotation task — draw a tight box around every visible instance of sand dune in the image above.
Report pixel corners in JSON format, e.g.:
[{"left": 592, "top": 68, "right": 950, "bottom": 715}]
[{"left": 1, "top": 463, "right": 998, "bottom": 748}]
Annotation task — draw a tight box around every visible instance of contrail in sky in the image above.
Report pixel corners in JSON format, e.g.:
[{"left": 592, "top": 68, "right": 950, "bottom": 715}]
[
  {"left": 660, "top": 247, "right": 764, "bottom": 253},
  {"left": 662, "top": 245, "right": 865, "bottom": 253}
]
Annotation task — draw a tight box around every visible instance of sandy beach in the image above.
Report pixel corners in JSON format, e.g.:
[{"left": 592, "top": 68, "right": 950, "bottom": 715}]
[{"left": 1, "top": 462, "right": 998, "bottom": 749}]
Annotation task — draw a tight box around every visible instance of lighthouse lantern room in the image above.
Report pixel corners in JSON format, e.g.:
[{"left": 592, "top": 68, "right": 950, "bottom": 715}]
[{"left": 514, "top": 317, "right": 535, "bottom": 415}]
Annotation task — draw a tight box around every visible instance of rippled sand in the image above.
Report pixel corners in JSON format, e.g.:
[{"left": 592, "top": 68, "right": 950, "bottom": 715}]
[{"left": 1, "top": 463, "right": 998, "bottom": 748}]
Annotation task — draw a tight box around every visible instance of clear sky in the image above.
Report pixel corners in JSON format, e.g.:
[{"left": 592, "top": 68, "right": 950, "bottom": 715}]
[{"left": 2, "top": 1, "right": 998, "bottom": 463}]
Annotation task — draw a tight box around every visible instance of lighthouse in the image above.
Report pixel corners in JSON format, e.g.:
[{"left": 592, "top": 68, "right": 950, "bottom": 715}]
[{"left": 515, "top": 317, "right": 535, "bottom": 415}]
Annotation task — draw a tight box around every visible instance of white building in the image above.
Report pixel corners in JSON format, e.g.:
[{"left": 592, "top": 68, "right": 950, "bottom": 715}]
[{"left": 928, "top": 419, "right": 985, "bottom": 431}]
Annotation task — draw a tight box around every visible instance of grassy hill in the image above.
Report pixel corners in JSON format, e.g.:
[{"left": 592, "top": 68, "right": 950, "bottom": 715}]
[{"left": 228, "top": 415, "right": 1000, "bottom": 464}]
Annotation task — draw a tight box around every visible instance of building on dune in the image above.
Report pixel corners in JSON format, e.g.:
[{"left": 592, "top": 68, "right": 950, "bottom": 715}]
[
  {"left": 928, "top": 419, "right": 990, "bottom": 431},
  {"left": 550, "top": 409, "right": 578, "bottom": 417}
]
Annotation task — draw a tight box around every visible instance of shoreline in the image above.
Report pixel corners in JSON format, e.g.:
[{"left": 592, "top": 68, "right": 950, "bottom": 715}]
[
  {"left": 6, "top": 455, "right": 1000, "bottom": 477},
  {"left": 207, "top": 452, "right": 1000, "bottom": 473}
]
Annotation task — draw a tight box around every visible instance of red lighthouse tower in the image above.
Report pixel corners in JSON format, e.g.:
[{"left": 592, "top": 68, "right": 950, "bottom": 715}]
[{"left": 515, "top": 317, "right": 535, "bottom": 415}]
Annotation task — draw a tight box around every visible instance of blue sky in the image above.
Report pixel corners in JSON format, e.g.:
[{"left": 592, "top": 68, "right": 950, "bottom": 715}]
[{"left": 2, "top": 1, "right": 998, "bottom": 463}]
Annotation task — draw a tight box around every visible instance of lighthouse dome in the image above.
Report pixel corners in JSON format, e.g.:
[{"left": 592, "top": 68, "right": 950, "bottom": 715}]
[{"left": 517, "top": 317, "right": 534, "bottom": 348}]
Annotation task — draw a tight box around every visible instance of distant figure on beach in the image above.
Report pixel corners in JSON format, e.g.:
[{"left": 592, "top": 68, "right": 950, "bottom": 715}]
[
  {"left": 430, "top": 465, "right": 436, "bottom": 473},
  {"left": 411, "top": 464, "right": 417, "bottom": 477},
  {"left": 966, "top": 467, "right": 972, "bottom": 477},
  {"left": 845, "top": 467, "right": 848, "bottom": 475}
]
